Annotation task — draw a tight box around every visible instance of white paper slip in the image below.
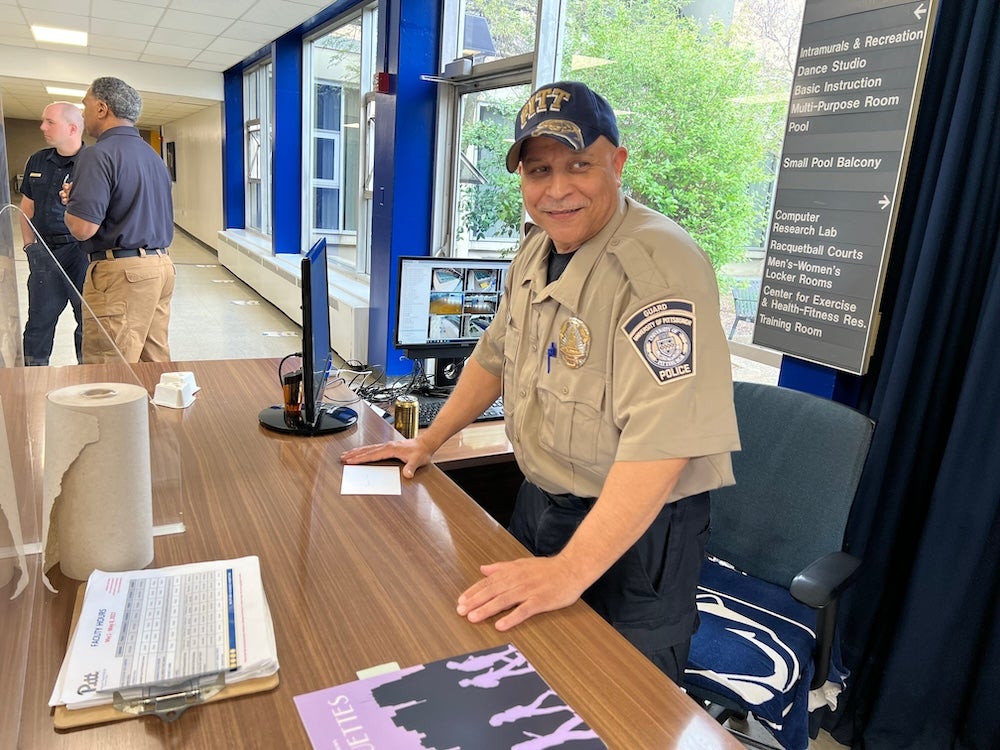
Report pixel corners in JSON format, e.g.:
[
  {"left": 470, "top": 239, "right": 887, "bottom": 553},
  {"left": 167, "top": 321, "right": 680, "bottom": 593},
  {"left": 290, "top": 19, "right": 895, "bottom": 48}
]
[
  {"left": 341, "top": 465, "right": 401, "bottom": 495},
  {"left": 50, "top": 556, "right": 278, "bottom": 710}
]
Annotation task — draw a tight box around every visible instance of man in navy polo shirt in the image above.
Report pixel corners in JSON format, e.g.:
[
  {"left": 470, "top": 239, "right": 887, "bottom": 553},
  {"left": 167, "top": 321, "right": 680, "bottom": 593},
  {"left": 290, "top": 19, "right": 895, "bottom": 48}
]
[
  {"left": 63, "top": 76, "right": 174, "bottom": 363},
  {"left": 19, "top": 102, "right": 87, "bottom": 365}
]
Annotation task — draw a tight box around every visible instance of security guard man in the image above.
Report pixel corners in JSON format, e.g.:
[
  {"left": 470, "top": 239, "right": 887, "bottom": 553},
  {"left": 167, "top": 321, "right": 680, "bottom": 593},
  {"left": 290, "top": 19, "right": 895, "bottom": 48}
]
[
  {"left": 342, "top": 81, "right": 740, "bottom": 684},
  {"left": 19, "top": 102, "right": 86, "bottom": 365}
]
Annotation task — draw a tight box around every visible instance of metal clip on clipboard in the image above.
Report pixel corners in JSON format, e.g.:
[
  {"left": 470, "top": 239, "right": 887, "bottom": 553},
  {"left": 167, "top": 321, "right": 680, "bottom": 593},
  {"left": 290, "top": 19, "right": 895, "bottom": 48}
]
[{"left": 112, "top": 672, "right": 226, "bottom": 722}]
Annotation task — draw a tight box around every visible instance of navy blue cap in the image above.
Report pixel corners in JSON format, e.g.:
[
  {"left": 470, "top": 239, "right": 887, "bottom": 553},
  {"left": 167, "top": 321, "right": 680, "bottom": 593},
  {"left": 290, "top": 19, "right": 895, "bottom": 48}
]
[{"left": 505, "top": 81, "right": 620, "bottom": 173}]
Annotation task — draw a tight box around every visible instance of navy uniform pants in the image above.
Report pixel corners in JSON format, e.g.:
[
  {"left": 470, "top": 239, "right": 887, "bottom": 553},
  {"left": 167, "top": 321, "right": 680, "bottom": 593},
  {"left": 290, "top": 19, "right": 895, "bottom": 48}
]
[
  {"left": 23, "top": 241, "right": 86, "bottom": 365},
  {"left": 508, "top": 480, "right": 710, "bottom": 684}
]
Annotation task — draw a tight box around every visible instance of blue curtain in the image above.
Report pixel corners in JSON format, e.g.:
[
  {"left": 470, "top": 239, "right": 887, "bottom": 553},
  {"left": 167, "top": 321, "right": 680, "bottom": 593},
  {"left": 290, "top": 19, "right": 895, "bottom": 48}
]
[{"left": 828, "top": 1, "right": 1000, "bottom": 747}]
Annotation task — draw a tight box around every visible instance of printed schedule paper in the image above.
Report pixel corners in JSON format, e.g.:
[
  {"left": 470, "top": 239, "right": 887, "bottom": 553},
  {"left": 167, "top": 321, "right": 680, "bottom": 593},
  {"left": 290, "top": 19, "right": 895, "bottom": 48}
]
[{"left": 50, "top": 556, "right": 278, "bottom": 711}]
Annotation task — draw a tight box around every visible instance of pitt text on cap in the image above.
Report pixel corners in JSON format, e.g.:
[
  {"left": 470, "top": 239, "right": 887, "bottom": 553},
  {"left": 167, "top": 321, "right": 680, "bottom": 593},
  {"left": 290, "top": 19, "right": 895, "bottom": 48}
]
[
  {"left": 507, "top": 83, "right": 608, "bottom": 171},
  {"left": 622, "top": 299, "right": 696, "bottom": 384}
]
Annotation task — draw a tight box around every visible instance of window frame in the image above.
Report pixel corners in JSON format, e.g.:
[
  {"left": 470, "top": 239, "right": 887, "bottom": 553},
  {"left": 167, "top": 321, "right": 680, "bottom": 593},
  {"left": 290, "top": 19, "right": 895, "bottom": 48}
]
[
  {"left": 302, "top": 3, "right": 378, "bottom": 275},
  {"left": 243, "top": 61, "right": 273, "bottom": 238},
  {"left": 431, "top": 0, "right": 567, "bottom": 259}
]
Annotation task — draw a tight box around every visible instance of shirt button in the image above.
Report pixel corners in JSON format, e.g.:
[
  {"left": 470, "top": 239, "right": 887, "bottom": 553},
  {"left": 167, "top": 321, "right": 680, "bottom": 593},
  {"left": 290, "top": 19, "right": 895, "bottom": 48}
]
[
  {"left": 562, "top": 386, "right": 569, "bottom": 394},
  {"left": 520, "top": 389, "right": 526, "bottom": 397}
]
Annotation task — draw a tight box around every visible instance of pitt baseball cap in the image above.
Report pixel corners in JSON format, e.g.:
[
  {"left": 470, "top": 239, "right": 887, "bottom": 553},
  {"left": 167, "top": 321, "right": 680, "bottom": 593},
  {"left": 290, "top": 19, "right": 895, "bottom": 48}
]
[{"left": 505, "top": 81, "right": 620, "bottom": 173}]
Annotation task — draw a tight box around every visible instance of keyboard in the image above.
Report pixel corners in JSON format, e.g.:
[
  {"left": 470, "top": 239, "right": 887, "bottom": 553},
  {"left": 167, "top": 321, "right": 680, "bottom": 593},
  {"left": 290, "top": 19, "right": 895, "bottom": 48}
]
[{"left": 414, "top": 393, "right": 504, "bottom": 428}]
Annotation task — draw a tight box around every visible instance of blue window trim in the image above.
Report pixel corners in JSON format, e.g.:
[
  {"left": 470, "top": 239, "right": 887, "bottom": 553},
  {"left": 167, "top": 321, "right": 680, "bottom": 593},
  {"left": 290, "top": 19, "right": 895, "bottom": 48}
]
[{"left": 217, "top": 0, "right": 447, "bottom": 374}]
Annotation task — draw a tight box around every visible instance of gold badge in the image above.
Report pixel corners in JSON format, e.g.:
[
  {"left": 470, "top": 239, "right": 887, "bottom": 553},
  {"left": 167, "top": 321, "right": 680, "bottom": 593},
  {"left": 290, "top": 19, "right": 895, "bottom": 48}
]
[{"left": 559, "top": 317, "right": 591, "bottom": 368}]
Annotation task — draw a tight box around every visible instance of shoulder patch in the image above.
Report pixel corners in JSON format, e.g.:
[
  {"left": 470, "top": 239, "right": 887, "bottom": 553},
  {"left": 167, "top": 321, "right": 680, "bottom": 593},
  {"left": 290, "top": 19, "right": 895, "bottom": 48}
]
[{"left": 621, "top": 299, "right": 696, "bottom": 384}]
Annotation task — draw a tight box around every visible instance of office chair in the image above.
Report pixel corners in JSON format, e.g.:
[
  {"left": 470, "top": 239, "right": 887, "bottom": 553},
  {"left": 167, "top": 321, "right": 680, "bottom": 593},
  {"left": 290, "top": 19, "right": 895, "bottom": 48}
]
[
  {"left": 728, "top": 278, "right": 761, "bottom": 339},
  {"left": 684, "top": 381, "right": 874, "bottom": 750}
]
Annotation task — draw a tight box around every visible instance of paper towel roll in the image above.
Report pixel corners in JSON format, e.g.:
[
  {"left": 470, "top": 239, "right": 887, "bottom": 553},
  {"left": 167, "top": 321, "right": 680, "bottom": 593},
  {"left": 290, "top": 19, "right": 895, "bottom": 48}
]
[{"left": 42, "top": 383, "right": 153, "bottom": 584}]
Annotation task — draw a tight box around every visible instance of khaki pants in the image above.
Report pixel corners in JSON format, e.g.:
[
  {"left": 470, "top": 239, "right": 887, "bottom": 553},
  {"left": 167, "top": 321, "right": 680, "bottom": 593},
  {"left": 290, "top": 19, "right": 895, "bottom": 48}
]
[{"left": 82, "top": 253, "right": 176, "bottom": 364}]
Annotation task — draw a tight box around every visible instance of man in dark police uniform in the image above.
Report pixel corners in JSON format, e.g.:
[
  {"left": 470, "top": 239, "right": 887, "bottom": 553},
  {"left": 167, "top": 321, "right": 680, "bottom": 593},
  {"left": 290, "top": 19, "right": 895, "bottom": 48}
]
[{"left": 19, "top": 102, "right": 87, "bottom": 365}]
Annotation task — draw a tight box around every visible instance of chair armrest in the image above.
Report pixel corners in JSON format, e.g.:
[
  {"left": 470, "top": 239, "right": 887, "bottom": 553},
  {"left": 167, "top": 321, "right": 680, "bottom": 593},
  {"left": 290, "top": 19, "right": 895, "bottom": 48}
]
[
  {"left": 791, "top": 551, "right": 861, "bottom": 689},
  {"left": 790, "top": 551, "right": 861, "bottom": 609}
]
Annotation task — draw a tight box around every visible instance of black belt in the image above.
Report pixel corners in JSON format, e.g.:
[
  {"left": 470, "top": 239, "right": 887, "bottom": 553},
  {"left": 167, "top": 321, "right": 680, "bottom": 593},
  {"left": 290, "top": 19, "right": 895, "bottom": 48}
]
[
  {"left": 88, "top": 248, "right": 168, "bottom": 262},
  {"left": 40, "top": 233, "right": 76, "bottom": 246},
  {"left": 537, "top": 485, "right": 597, "bottom": 511}
]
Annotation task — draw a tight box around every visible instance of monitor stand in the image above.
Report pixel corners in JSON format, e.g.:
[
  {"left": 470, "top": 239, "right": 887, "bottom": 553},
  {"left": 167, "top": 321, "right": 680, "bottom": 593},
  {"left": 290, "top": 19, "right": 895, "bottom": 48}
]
[
  {"left": 434, "top": 357, "right": 465, "bottom": 389},
  {"left": 258, "top": 405, "right": 358, "bottom": 436}
]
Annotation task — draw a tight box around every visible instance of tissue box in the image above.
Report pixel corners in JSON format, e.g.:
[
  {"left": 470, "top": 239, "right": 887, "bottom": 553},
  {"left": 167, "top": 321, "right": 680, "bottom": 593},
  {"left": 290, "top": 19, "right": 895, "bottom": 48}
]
[{"left": 152, "top": 372, "right": 199, "bottom": 408}]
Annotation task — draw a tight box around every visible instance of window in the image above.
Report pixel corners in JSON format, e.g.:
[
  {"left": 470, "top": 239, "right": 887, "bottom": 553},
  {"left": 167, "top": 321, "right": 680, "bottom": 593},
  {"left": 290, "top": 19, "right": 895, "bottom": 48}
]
[
  {"left": 457, "top": 1, "right": 536, "bottom": 62},
  {"left": 451, "top": 87, "right": 530, "bottom": 258},
  {"left": 304, "top": 5, "right": 377, "bottom": 272},
  {"left": 434, "top": 0, "right": 801, "bottom": 376},
  {"left": 556, "top": 0, "right": 802, "bottom": 354},
  {"left": 244, "top": 62, "right": 273, "bottom": 236}
]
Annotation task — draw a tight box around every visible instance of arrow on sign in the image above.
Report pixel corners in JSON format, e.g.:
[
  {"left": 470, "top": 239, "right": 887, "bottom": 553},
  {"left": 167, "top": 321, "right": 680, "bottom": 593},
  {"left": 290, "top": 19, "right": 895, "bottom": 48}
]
[
  {"left": 878, "top": 194, "right": 892, "bottom": 210},
  {"left": 914, "top": 3, "right": 927, "bottom": 20}
]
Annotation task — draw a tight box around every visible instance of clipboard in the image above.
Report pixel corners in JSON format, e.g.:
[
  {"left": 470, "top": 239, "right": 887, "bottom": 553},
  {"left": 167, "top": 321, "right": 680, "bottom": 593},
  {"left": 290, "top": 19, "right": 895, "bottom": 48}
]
[{"left": 54, "top": 583, "right": 279, "bottom": 729}]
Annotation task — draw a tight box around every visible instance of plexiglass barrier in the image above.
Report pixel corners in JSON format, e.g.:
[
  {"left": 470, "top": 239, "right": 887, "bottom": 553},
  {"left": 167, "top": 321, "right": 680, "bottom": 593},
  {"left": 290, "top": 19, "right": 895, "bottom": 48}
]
[{"left": 0, "top": 201, "right": 183, "bottom": 746}]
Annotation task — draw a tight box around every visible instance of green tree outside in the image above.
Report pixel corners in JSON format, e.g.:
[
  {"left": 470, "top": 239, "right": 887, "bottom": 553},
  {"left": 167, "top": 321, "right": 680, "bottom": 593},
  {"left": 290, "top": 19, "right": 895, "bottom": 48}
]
[{"left": 460, "top": 0, "right": 786, "bottom": 271}]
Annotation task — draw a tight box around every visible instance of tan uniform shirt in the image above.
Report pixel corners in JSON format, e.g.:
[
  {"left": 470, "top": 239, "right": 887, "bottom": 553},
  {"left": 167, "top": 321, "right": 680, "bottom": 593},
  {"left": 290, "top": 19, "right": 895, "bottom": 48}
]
[{"left": 472, "top": 194, "right": 740, "bottom": 500}]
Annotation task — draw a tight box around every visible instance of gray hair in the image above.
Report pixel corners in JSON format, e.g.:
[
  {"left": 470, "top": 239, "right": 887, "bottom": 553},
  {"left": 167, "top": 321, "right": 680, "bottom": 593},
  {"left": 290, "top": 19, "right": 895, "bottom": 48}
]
[{"left": 90, "top": 77, "right": 142, "bottom": 122}]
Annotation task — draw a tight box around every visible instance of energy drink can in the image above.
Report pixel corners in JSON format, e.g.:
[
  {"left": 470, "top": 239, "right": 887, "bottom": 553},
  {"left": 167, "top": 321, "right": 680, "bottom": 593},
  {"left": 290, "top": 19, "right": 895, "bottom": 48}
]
[{"left": 393, "top": 395, "right": 419, "bottom": 439}]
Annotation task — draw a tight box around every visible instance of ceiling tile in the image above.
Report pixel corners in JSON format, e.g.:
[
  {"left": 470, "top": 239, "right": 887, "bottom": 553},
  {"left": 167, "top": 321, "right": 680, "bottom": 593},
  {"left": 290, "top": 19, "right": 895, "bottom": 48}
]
[
  {"left": 242, "top": 0, "right": 319, "bottom": 28},
  {"left": 89, "top": 18, "right": 155, "bottom": 40},
  {"left": 194, "top": 50, "right": 242, "bottom": 66},
  {"left": 141, "top": 43, "right": 199, "bottom": 62},
  {"left": 150, "top": 26, "right": 218, "bottom": 51},
  {"left": 20, "top": 8, "right": 89, "bottom": 30},
  {"left": 222, "top": 19, "right": 286, "bottom": 45},
  {"left": 0, "top": 0, "right": 347, "bottom": 127},
  {"left": 0, "top": 6, "right": 27, "bottom": 23},
  {"left": 87, "top": 47, "right": 142, "bottom": 62},
  {"left": 159, "top": 9, "right": 233, "bottom": 35},
  {"left": 87, "top": 33, "right": 148, "bottom": 53},
  {"left": 167, "top": 0, "right": 256, "bottom": 19},
  {"left": 91, "top": 0, "right": 165, "bottom": 25},
  {"left": 18, "top": 0, "right": 76, "bottom": 11},
  {"left": 204, "top": 37, "right": 260, "bottom": 57}
]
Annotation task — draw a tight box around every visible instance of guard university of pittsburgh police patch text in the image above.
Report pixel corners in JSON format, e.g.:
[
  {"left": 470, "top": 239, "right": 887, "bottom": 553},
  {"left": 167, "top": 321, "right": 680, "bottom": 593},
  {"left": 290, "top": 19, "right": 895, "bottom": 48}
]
[{"left": 622, "top": 299, "right": 696, "bottom": 383}]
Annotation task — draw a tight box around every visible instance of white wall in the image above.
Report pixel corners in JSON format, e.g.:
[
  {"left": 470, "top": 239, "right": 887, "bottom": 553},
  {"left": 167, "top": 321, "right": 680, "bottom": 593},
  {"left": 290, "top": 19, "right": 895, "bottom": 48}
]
[{"left": 162, "top": 104, "right": 224, "bottom": 248}]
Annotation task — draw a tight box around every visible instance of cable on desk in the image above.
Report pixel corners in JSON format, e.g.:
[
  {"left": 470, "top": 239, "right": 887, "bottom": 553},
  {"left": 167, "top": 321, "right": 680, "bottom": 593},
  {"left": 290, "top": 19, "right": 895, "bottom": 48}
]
[{"left": 276, "top": 352, "right": 302, "bottom": 387}]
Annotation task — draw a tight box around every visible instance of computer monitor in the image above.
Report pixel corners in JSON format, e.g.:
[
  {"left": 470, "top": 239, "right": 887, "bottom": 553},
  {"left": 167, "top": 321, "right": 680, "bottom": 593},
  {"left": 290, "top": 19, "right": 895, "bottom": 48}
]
[
  {"left": 394, "top": 256, "right": 511, "bottom": 374},
  {"left": 258, "top": 238, "right": 357, "bottom": 435}
]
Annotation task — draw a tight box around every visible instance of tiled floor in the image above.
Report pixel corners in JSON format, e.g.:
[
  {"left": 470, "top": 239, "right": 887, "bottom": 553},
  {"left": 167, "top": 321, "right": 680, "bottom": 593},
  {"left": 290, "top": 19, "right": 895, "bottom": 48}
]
[
  {"left": 12, "top": 229, "right": 302, "bottom": 366},
  {"left": 14, "top": 230, "right": 782, "bottom": 386}
]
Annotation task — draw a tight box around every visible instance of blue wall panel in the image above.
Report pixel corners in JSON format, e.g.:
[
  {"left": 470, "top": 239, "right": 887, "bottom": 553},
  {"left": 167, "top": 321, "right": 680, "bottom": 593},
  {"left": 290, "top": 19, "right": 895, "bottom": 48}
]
[
  {"left": 368, "top": 0, "right": 441, "bottom": 375},
  {"left": 272, "top": 34, "right": 304, "bottom": 254},
  {"left": 778, "top": 356, "right": 862, "bottom": 407},
  {"left": 222, "top": 70, "right": 245, "bottom": 230}
]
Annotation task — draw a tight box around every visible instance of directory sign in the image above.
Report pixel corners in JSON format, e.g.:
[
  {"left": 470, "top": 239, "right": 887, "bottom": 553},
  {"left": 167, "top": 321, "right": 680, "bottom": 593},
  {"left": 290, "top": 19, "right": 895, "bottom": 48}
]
[{"left": 752, "top": 0, "right": 937, "bottom": 374}]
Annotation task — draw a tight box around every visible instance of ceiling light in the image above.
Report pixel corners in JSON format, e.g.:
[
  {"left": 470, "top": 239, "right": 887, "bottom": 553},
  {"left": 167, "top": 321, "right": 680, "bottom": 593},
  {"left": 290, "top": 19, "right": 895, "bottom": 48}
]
[
  {"left": 31, "top": 25, "right": 88, "bottom": 47},
  {"left": 46, "top": 86, "right": 88, "bottom": 98}
]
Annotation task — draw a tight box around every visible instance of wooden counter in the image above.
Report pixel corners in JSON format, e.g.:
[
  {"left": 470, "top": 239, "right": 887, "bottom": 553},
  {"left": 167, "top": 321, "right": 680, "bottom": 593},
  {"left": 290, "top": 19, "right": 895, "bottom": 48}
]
[{"left": 1, "top": 358, "right": 739, "bottom": 749}]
